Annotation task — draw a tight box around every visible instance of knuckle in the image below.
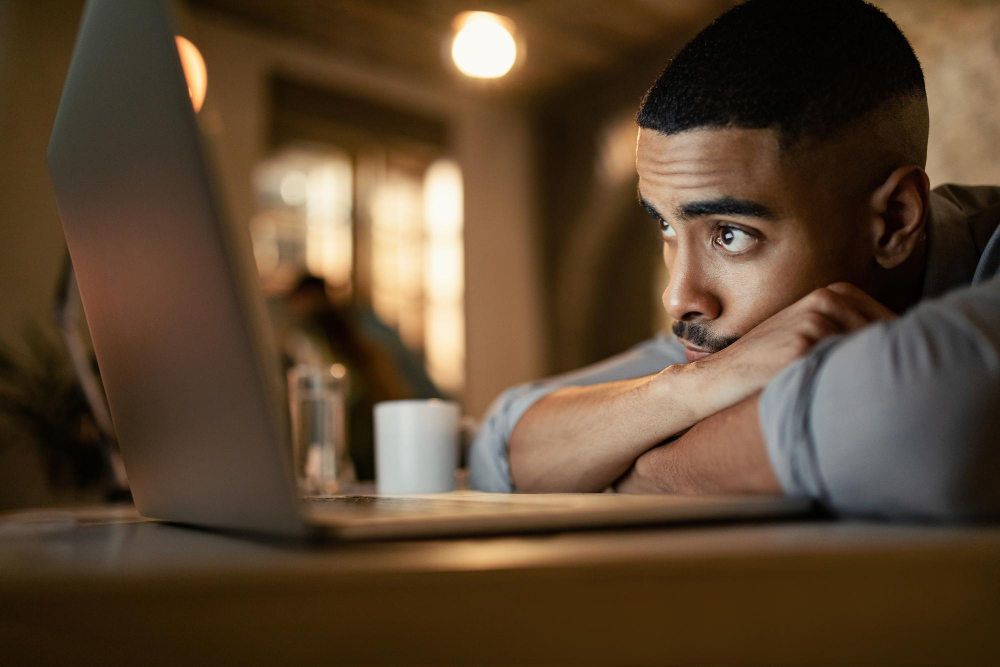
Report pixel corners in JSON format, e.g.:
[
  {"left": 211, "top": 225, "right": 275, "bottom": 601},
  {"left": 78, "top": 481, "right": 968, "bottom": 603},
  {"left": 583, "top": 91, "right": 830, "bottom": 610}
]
[
  {"left": 805, "top": 287, "right": 835, "bottom": 309},
  {"left": 828, "top": 281, "right": 860, "bottom": 296},
  {"left": 801, "top": 311, "right": 829, "bottom": 330},
  {"left": 805, "top": 287, "right": 855, "bottom": 319},
  {"left": 788, "top": 334, "right": 813, "bottom": 357}
]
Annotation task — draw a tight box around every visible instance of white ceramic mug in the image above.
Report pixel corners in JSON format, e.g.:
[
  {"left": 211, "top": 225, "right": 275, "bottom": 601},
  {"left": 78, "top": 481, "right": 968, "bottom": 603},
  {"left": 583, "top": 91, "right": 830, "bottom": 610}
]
[{"left": 374, "top": 399, "right": 460, "bottom": 494}]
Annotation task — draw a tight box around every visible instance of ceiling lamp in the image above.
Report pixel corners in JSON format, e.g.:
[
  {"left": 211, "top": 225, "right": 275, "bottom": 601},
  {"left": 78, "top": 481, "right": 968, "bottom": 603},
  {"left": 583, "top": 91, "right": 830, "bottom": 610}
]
[{"left": 451, "top": 12, "right": 517, "bottom": 79}]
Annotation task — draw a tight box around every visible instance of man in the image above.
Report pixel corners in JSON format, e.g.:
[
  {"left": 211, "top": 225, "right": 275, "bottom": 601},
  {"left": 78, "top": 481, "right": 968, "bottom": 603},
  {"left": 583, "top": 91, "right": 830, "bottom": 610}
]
[{"left": 467, "top": 0, "right": 1000, "bottom": 520}]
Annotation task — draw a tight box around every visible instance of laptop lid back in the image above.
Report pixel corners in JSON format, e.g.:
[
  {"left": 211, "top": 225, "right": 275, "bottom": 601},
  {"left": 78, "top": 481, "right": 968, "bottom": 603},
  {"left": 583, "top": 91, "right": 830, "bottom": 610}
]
[{"left": 48, "top": 0, "right": 305, "bottom": 537}]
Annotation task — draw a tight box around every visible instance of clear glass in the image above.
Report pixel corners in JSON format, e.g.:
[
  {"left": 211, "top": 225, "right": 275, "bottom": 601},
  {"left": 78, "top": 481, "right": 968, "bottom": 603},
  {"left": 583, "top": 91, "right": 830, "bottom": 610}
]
[{"left": 287, "top": 364, "right": 354, "bottom": 495}]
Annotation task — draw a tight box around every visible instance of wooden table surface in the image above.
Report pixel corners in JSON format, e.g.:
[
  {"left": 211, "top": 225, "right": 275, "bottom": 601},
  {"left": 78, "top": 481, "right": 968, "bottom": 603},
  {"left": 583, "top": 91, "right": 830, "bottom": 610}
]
[{"left": 2, "top": 505, "right": 999, "bottom": 665}]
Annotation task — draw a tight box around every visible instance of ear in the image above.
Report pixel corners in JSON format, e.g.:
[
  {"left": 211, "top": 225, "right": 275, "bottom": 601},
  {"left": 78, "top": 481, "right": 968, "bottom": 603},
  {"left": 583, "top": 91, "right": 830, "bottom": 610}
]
[{"left": 868, "top": 166, "right": 931, "bottom": 270}]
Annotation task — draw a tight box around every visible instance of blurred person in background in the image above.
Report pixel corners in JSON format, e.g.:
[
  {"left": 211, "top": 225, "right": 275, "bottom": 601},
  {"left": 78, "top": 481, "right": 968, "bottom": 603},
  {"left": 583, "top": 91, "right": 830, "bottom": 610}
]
[
  {"left": 470, "top": 0, "right": 1000, "bottom": 521},
  {"left": 285, "top": 275, "right": 442, "bottom": 479}
]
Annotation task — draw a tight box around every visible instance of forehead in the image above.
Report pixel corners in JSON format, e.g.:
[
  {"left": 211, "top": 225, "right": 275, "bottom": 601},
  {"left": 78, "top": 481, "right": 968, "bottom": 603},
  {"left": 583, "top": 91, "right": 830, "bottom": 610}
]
[{"left": 636, "top": 128, "right": 786, "bottom": 205}]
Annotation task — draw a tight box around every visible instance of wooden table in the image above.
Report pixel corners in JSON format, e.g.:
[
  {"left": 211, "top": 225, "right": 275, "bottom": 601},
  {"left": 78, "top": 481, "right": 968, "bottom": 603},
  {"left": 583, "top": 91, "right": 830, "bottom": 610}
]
[{"left": 2, "top": 505, "right": 999, "bottom": 665}]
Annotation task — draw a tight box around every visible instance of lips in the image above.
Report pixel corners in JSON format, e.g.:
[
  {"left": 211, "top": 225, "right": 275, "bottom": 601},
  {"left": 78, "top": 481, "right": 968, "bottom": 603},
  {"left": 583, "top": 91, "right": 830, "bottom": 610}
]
[
  {"left": 684, "top": 348, "right": 711, "bottom": 362},
  {"left": 679, "top": 340, "right": 712, "bottom": 362}
]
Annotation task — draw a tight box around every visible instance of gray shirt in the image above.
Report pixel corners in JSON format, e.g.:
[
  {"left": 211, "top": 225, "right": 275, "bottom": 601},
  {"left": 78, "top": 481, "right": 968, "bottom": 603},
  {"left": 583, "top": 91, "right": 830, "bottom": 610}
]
[{"left": 468, "top": 184, "right": 1000, "bottom": 520}]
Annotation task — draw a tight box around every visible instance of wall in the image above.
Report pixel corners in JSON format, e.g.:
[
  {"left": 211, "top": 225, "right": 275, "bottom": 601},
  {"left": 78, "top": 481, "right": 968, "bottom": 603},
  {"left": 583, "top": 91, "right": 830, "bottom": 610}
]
[
  {"left": 0, "top": 0, "right": 83, "bottom": 353},
  {"left": 878, "top": 0, "right": 1000, "bottom": 188},
  {"left": 0, "top": 0, "right": 87, "bottom": 508},
  {"left": 456, "top": 100, "right": 543, "bottom": 414}
]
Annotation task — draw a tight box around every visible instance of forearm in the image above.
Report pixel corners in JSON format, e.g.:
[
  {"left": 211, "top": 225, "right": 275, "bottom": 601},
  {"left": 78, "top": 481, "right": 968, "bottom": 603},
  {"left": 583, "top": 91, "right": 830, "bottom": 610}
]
[
  {"left": 615, "top": 393, "right": 782, "bottom": 495},
  {"left": 509, "top": 363, "right": 709, "bottom": 492},
  {"left": 762, "top": 275, "right": 1000, "bottom": 519}
]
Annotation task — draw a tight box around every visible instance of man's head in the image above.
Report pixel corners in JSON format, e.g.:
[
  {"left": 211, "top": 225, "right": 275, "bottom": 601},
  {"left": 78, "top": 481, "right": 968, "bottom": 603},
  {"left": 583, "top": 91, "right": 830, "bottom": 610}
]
[{"left": 635, "top": 0, "right": 930, "bottom": 359}]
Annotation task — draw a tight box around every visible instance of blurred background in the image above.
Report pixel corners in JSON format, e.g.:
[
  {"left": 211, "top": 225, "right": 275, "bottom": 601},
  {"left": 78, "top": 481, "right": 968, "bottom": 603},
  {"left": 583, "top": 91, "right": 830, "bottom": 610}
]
[{"left": 1, "top": 0, "right": 998, "bottom": 506}]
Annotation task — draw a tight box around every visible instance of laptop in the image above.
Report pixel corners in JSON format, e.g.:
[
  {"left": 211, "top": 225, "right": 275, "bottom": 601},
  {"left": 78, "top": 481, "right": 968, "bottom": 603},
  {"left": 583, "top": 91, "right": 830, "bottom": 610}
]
[{"left": 47, "top": 0, "right": 811, "bottom": 540}]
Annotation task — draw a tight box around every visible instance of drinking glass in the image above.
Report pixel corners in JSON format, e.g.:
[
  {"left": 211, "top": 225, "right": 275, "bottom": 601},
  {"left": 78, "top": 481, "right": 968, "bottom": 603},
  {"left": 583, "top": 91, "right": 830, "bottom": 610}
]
[{"left": 287, "top": 363, "right": 354, "bottom": 495}]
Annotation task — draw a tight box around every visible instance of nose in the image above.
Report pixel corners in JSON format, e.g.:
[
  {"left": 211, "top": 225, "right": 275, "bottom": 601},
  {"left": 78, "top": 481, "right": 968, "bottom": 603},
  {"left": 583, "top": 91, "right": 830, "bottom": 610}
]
[{"left": 662, "top": 250, "right": 721, "bottom": 323}]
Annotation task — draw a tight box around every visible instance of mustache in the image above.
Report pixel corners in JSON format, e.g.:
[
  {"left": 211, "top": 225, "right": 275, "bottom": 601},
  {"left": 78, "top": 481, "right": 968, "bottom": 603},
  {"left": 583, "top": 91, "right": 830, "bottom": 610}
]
[{"left": 672, "top": 320, "right": 739, "bottom": 353}]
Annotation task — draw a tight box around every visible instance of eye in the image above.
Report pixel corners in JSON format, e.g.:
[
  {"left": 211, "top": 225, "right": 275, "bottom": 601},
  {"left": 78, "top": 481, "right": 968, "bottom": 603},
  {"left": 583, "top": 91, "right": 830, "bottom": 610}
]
[
  {"left": 714, "top": 225, "right": 755, "bottom": 253},
  {"left": 659, "top": 219, "right": 676, "bottom": 239}
]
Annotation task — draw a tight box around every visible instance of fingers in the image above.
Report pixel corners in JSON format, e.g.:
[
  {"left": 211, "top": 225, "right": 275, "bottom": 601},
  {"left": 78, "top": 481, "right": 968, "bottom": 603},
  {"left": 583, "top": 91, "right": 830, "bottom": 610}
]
[
  {"left": 825, "top": 282, "right": 897, "bottom": 321},
  {"left": 801, "top": 286, "right": 875, "bottom": 332},
  {"left": 797, "top": 309, "right": 848, "bottom": 341},
  {"left": 821, "top": 295, "right": 871, "bottom": 331}
]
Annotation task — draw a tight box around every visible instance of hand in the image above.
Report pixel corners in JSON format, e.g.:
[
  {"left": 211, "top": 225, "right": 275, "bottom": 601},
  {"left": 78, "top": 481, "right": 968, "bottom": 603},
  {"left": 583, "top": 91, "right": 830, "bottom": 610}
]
[{"left": 686, "top": 282, "right": 896, "bottom": 415}]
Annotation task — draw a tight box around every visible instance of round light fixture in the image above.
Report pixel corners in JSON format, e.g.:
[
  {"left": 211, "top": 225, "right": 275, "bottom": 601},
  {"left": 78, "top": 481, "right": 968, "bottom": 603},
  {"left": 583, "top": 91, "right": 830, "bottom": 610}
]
[{"left": 451, "top": 12, "right": 517, "bottom": 79}]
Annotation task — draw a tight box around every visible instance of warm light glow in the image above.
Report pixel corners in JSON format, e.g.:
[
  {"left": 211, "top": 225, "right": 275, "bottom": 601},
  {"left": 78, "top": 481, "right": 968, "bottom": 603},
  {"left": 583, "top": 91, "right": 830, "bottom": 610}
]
[
  {"left": 371, "top": 174, "right": 422, "bottom": 333},
  {"left": 175, "top": 35, "right": 207, "bottom": 113},
  {"left": 250, "top": 150, "right": 353, "bottom": 295},
  {"left": 423, "top": 160, "right": 463, "bottom": 236},
  {"left": 425, "top": 304, "right": 464, "bottom": 391},
  {"left": 305, "top": 160, "right": 354, "bottom": 289},
  {"left": 425, "top": 243, "right": 464, "bottom": 302},
  {"left": 422, "top": 159, "right": 465, "bottom": 392},
  {"left": 279, "top": 171, "right": 308, "bottom": 206},
  {"left": 451, "top": 12, "right": 517, "bottom": 79}
]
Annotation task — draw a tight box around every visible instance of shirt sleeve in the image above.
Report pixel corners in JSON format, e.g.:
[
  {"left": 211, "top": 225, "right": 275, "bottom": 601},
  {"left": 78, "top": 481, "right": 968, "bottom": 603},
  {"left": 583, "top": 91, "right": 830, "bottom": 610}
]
[
  {"left": 759, "top": 274, "right": 1000, "bottom": 520},
  {"left": 467, "top": 335, "right": 687, "bottom": 492}
]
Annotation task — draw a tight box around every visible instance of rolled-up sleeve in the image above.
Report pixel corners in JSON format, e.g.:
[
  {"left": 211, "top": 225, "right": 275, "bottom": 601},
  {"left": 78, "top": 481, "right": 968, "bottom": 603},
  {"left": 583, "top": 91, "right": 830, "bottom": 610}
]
[
  {"left": 759, "top": 275, "right": 1000, "bottom": 520},
  {"left": 467, "top": 336, "right": 686, "bottom": 492}
]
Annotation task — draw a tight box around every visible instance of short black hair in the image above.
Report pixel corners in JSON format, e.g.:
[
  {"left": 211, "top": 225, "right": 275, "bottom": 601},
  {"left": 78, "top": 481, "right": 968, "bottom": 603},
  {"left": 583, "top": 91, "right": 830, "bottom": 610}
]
[{"left": 636, "top": 0, "right": 926, "bottom": 147}]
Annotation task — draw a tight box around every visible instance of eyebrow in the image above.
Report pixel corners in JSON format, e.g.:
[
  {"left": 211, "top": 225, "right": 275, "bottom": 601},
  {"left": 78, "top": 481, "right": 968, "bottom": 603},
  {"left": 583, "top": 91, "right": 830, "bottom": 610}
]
[
  {"left": 639, "top": 195, "right": 665, "bottom": 221},
  {"left": 679, "top": 196, "right": 776, "bottom": 221},
  {"left": 638, "top": 191, "right": 776, "bottom": 223}
]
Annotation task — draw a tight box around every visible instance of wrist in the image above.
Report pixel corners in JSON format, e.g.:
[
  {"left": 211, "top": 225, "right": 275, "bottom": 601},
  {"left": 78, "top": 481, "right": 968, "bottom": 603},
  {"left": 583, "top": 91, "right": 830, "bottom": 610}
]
[{"left": 653, "top": 361, "right": 715, "bottom": 426}]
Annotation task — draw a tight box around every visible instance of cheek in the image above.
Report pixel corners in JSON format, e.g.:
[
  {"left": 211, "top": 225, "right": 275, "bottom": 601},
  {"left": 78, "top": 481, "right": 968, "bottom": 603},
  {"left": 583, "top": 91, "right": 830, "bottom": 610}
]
[
  {"left": 712, "top": 263, "right": 774, "bottom": 335},
  {"left": 712, "top": 240, "right": 829, "bottom": 334},
  {"left": 736, "top": 235, "right": 841, "bottom": 322}
]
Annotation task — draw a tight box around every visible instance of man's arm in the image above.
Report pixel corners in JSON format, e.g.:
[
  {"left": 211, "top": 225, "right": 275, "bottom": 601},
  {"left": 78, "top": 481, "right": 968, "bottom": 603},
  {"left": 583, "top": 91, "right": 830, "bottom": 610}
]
[
  {"left": 613, "top": 393, "right": 780, "bottom": 495},
  {"left": 760, "top": 274, "right": 1000, "bottom": 520},
  {"left": 511, "top": 283, "right": 894, "bottom": 493},
  {"left": 510, "top": 366, "right": 707, "bottom": 493},
  {"left": 467, "top": 336, "right": 686, "bottom": 493},
  {"left": 621, "top": 275, "right": 1000, "bottom": 521}
]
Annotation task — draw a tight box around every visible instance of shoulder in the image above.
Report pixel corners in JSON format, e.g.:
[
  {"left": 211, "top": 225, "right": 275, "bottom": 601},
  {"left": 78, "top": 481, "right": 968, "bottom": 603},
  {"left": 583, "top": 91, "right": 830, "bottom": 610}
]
[
  {"left": 932, "top": 183, "right": 1000, "bottom": 214},
  {"left": 932, "top": 184, "right": 1000, "bottom": 250}
]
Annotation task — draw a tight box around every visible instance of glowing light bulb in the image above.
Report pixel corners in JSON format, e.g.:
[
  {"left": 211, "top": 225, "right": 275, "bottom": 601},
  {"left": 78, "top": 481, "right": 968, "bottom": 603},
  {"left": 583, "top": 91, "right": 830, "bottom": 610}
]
[
  {"left": 175, "top": 35, "right": 207, "bottom": 113},
  {"left": 451, "top": 12, "right": 517, "bottom": 79}
]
